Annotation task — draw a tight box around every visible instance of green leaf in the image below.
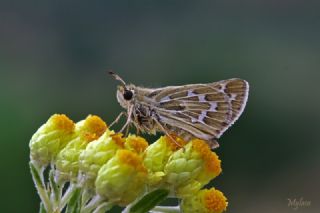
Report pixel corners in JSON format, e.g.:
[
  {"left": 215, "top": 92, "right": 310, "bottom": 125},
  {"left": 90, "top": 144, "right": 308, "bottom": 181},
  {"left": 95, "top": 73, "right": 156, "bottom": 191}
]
[
  {"left": 65, "top": 188, "right": 81, "bottom": 213},
  {"left": 29, "top": 162, "right": 43, "bottom": 188},
  {"left": 129, "top": 189, "right": 169, "bottom": 213},
  {"left": 39, "top": 202, "right": 47, "bottom": 213}
]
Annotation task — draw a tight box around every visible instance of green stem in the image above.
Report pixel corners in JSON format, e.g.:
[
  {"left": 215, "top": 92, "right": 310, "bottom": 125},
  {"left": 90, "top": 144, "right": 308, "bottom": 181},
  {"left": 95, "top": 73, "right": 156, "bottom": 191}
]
[
  {"left": 81, "top": 189, "right": 94, "bottom": 208},
  {"left": 152, "top": 205, "right": 180, "bottom": 213},
  {"left": 59, "top": 183, "right": 77, "bottom": 211},
  {"left": 92, "top": 202, "right": 113, "bottom": 213},
  {"left": 121, "top": 204, "right": 132, "bottom": 213},
  {"left": 65, "top": 188, "right": 82, "bottom": 213},
  {"left": 80, "top": 195, "right": 104, "bottom": 213},
  {"left": 39, "top": 202, "right": 47, "bottom": 213},
  {"left": 49, "top": 170, "right": 61, "bottom": 210},
  {"left": 30, "top": 162, "right": 52, "bottom": 212}
]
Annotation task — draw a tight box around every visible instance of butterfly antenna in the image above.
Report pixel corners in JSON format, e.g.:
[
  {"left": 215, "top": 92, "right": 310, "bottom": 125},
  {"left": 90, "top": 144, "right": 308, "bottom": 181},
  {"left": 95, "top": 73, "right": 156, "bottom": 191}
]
[{"left": 108, "top": 71, "right": 126, "bottom": 85}]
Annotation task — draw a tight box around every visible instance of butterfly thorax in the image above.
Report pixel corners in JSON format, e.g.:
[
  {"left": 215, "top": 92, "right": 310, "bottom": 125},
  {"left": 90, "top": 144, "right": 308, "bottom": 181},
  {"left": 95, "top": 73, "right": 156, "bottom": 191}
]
[
  {"left": 132, "top": 87, "right": 162, "bottom": 134},
  {"left": 131, "top": 102, "right": 157, "bottom": 134}
]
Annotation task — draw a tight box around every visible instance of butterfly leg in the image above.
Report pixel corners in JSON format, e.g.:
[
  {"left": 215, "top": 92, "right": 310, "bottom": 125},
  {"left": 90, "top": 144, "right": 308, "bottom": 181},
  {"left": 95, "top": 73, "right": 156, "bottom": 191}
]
[
  {"left": 133, "top": 125, "right": 141, "bottom": 135},
  {"left": 153, "top": 118, "right": 184, "bottom": 149},
  {"left": 119, "top": 106, "right": 134, "bottom": 133},
  {"left": 109, "top": 111, "right": 127, "bottom": 129},
  {"left": 125, "top": 123, "right": 131, "bottom": 136}
]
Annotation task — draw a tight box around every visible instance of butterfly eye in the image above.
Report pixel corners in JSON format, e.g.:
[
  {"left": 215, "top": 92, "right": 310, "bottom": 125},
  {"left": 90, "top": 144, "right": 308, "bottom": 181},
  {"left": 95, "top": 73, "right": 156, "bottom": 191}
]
[{"left": 123, "top": 89, "right": 133, "bottom": 100}]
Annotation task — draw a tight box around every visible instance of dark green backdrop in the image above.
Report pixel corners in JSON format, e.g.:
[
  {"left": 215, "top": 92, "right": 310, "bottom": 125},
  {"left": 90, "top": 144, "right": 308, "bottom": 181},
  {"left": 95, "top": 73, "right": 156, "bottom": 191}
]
[{"left": 1, "top": 1, "right": 319, "bottom": 212}]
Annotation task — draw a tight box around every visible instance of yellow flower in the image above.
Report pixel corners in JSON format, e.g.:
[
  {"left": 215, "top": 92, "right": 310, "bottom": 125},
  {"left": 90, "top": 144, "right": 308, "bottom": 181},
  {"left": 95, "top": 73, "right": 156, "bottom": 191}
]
[
  {"left": 191, "top": 139, "right": 222, "bottom": 185},
  {"left": 95, "top": 149, "right": 147, "bottom": 206},
  {"left": 29, "top": 114, "right": 75, "bottom": 166},
  {"left": 79, "top": 130, "right": 124, "bottom": 188},
  {"left": 164, "top": 139, "right": 221, "bottom": 197},
  {"left": 181, "top": 188, "right": 228, "bottom": 213},
  {"left": 143, "top": 135, "right": 186, "bottom": 187},
  {"left": 55, "top": 115, "right": 107, "bottom": 182}
]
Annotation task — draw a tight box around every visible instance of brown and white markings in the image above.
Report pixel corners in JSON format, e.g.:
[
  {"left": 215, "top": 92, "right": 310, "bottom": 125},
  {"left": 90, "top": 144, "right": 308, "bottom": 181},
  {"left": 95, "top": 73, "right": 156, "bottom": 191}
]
[{"left": 109, "top": 72, "right": 249, "bottom": 149}]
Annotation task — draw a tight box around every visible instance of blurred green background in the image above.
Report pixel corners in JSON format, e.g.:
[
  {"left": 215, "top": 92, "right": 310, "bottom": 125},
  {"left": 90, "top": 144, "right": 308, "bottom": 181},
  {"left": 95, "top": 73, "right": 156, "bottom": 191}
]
[{"left": 1, "top": 1, "right": 319, "bottom": 212}]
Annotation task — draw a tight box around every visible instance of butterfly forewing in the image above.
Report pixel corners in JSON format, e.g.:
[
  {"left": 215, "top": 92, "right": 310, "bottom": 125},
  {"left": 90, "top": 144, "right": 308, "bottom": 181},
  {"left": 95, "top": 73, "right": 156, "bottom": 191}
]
[
  {"left": 209, "top": 79, "right": 249, "bottom": 127},
  {"left": 148, "top": 79, "right": 248, "bottom": 145}
]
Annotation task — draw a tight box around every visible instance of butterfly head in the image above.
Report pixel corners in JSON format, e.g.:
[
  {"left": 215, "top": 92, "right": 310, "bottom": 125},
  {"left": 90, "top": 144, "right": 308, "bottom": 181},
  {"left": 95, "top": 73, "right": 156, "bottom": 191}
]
[
  {"left": 109, "top": 71, "right": 135, "bottom": 109},
  {"left": 116, "top": 85, "right": 136, "bottom": 109}
]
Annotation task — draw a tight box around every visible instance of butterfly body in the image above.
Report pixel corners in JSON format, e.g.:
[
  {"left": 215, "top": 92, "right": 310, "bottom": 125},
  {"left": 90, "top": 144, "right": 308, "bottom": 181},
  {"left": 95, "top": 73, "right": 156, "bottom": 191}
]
[{"left": 112, "top": 72, "right": 249, "bottom": 149}]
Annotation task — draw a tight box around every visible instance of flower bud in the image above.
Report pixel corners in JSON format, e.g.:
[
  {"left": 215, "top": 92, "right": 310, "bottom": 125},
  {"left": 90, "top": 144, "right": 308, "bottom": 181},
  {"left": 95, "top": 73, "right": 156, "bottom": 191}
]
[
  {"left": 79, "top": 130, "right": 124, "bottom": 188},
  {"left": 164, "top": 139, "right": 221, "bottom": 197},
  {"left": 29, "top": 114, "right": 75, "bottom": 166},
  {"left": 143, "top": 135, "right": 186, "bottom": 187},
  {"left": 181, "top": 188, "right": 228, "bottom": 213},
  {"left": 95, "top": 149, "right": 147, "bottom": 206}
]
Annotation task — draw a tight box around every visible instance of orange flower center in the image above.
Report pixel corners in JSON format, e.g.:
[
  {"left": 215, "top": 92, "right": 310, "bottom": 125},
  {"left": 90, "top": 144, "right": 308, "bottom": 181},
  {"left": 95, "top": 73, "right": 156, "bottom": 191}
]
[
  {"left": 82, "top": 115, "right": 107, "bottom": 142},
  {"left": 110, "top": 133, "right": 125, "bottom": 148},
  {"left": 126, "top": 135, "right": 148, "bottom": 153},
  {"left": 51, "top": 114, "right": 75, "bottom": 132},
  {"left": 203, "top": 189, "right": 228, "bottom": 212},
  {"left": 192, "top": 139, "right": 221, "bottom": 175},
  {"left": 118, "top": 150, "right": 147, "bottom": 173}
]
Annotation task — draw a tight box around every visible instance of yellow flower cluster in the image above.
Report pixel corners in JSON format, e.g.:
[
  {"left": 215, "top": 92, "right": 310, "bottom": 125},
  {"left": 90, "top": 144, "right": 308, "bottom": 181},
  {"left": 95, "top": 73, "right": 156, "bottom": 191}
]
[{"left": 29, "top": 114, "right": 227, "bottom": 212}]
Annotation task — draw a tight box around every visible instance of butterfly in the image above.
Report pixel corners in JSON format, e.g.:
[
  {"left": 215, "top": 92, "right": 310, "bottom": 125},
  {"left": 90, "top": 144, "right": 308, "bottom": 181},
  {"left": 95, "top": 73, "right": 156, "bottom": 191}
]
[{"left": 109, "top": 72, "right": 249, "bottom": 149}]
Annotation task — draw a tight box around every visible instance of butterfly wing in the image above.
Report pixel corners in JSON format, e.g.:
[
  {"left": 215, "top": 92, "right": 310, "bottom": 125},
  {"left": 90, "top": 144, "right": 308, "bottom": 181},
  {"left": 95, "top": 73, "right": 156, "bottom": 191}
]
[{"left": 146, "top": 79, "right": 249, "bottom": 148}]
